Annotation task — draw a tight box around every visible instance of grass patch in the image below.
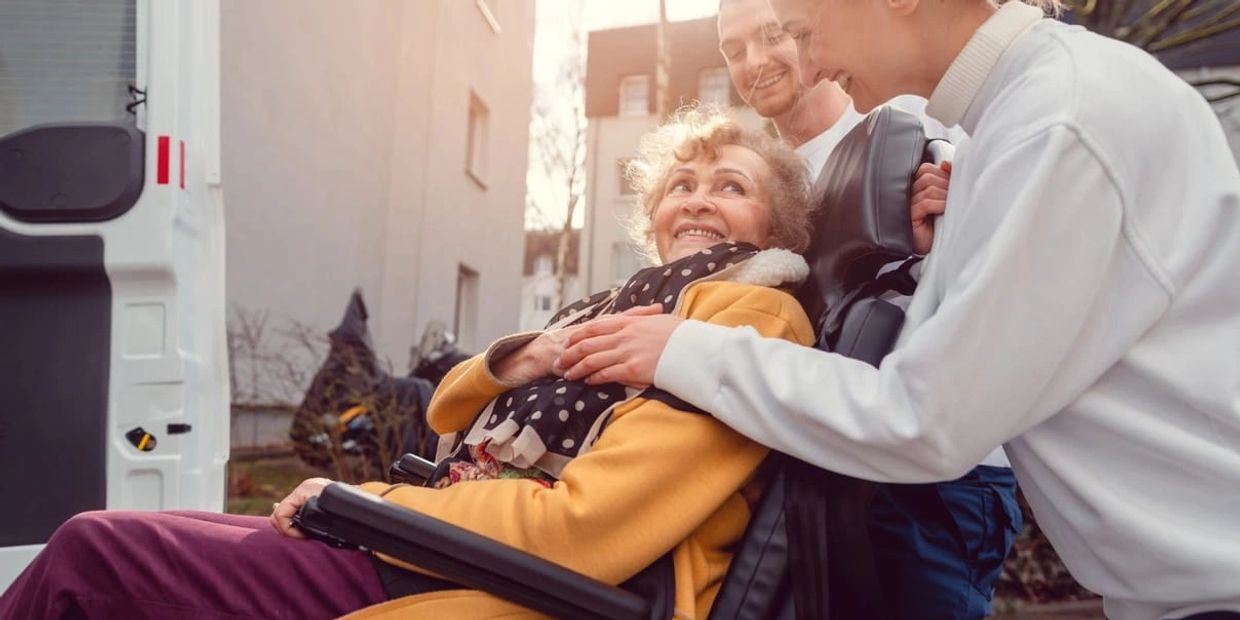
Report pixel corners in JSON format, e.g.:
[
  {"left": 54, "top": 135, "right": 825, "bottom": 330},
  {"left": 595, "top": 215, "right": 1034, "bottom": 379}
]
[{"left": 226, "top": 454, "right": 326, "bottom": 516}]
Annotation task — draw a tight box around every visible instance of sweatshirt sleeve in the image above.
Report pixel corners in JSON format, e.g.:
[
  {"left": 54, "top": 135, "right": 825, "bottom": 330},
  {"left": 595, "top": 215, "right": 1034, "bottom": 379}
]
[
  {"left": 655, "top": 124, "right": 1171, "bottom": 482},
  {"left": 360, "top": 285, "right": 812, "bottom": 584}
]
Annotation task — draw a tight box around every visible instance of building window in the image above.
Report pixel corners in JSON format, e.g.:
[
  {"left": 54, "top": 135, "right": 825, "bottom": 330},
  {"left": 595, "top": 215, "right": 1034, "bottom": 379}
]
[
  {"left": 698, "top": 68, "right": 731, "bottom": 108},
  {"left": 534, "top": 254, "right": 554, "bottom": 276},
  {"left": 618, "top": 75, "right": 650, "bottom": 117},
  {"left": 474, "top": 0, "right": 501, "bottom": 34},
  {"left": 535, "top": 295, "right": 552, "bottom": 312},
  {"left": 466, "top": 92, "right": 489, "bottom": 188},
  {"left": 454, "top": 264, "right": 479, "bottom": 351},
  {"left": 0, "top": 0, "right": 139, "bottom": 137},
  {"left": 617, "top": 159, "right": 636, "bottom": 195}
]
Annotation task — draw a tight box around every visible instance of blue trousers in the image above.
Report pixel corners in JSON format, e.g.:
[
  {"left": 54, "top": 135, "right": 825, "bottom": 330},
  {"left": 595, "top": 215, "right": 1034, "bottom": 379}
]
[{"left": 868, "top": 465, "right": 1022, "bottom": 620}]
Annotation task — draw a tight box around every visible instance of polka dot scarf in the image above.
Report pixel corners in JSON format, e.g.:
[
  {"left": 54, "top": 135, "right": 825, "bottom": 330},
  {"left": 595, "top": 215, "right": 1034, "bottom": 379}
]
[{"left": 430, "top": 242, "right": 763, "bottom": 487}]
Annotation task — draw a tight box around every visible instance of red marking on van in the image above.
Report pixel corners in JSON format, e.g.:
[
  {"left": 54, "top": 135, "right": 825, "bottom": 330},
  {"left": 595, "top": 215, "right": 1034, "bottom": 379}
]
[{"left": 157, "top": 136, "right": 170, "bottom": 185}]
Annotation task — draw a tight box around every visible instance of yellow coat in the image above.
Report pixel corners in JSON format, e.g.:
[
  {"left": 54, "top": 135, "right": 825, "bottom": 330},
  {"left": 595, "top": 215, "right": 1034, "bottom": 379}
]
[{"left": 344, "top": 281, "right": 813, "bottom": 619}]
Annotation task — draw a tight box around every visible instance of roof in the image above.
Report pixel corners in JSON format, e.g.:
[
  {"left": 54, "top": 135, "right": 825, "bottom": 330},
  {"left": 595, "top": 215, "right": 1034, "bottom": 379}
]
[{"left": 524, "top": 229, "right": 580, "bottom": 276}]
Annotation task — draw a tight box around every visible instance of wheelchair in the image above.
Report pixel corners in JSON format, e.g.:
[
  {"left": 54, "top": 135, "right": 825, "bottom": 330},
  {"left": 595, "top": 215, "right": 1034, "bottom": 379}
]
[{"left": 297, "top": 105, "right": 948, "bottom": 619}]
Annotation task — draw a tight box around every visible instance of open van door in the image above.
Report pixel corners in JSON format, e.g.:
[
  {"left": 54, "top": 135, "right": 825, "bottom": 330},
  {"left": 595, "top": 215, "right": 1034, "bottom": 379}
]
[{"left": 0, "top": 0, "right": 228, "bottom": 589}]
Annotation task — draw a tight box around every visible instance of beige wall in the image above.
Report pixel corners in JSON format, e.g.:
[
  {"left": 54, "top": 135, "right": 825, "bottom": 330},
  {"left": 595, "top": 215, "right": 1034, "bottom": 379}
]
[{"left": 221, "top": 0, "right": 534, "bottom": 401}]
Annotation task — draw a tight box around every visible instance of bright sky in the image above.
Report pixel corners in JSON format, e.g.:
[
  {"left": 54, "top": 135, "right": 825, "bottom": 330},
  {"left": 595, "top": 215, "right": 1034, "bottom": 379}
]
[
  {"left": 526, "top": 0, "right": 721, "bottom": 230},
  {"left": 534, "top": 0, "right": 719, "bottom": 84}
]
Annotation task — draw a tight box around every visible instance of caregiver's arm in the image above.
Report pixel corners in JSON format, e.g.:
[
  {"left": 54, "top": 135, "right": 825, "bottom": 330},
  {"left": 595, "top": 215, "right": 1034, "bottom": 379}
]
[{"left": 566, "top": 125, "right": 1171, "bottom": 483}]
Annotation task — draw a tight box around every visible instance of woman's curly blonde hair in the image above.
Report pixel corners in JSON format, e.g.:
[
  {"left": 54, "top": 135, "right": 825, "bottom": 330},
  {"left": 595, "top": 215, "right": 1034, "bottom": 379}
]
[{"left": 624, "top": 105, "right": 813, "bottom": 263}]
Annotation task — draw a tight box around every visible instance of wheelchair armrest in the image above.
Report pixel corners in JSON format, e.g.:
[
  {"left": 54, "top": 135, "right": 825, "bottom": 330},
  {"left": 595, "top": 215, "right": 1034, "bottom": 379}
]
[
  {"left": 388, "top": 453, "right": 436, "bottom": 486},
  {"left": 298, "top": 483, "right": 652, "bottom": 620}
]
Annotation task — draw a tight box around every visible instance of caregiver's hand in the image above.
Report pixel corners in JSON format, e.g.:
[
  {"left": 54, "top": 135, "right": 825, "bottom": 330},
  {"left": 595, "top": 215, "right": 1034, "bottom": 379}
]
[
  {"left": 271, "top": 477, "right": 333, "bottom": 539},
  {"left": 910, "top": 160, "right": 951, "bottom": 255},
  {"left": 492, "top": 325, "right": 582, "bottom": 385},
  {"left": 556, "top": 305, "right": 677, "bottom": 389}
]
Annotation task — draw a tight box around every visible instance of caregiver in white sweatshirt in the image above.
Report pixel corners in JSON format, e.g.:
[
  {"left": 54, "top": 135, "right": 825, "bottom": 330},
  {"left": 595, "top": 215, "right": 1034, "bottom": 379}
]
[{"left": 557, "top": 0, "right": 1240, "bottom": 617}]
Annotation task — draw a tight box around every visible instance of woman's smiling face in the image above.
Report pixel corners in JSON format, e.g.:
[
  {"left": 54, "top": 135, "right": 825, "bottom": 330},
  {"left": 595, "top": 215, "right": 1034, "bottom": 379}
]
[{"left": 652, "top": 144, "right": 774, "bottom": 263}]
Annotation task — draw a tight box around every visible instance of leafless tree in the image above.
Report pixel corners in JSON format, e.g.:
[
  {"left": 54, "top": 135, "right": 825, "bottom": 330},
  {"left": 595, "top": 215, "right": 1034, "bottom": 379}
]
[
  {"left": 528, "top": 11, "right": 588, "bottom": 309},
  {"left": 226, "top": 306, "right": 328, "bottom": 406},
  {"left": 226, "top": 306, "right": 270, "bottom": 404}
]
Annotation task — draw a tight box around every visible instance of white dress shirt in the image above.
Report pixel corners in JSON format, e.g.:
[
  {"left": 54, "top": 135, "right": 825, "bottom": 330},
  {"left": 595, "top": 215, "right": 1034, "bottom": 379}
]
[{"left": 656, "top": 3, "right": 1240, "bottom": 617}]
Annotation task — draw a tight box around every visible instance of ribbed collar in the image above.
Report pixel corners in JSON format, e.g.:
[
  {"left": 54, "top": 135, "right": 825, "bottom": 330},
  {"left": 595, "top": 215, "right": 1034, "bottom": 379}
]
[{"left": 926, "top": 2, "right": 1044, "bottom": 129}]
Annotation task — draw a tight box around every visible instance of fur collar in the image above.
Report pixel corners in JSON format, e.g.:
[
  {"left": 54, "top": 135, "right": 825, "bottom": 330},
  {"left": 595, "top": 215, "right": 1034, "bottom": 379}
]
[{"left": 717, "top": 247, "right": 809, "bottom": 288}]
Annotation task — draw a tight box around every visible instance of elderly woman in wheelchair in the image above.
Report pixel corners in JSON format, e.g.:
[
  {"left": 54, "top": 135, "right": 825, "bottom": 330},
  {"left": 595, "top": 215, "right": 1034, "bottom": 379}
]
[
  {"left": 276, "top": 107, "right": 820, "bottom": 618},
  {"left": 0, "top": 106, "right": 946, "bottom": 619}
]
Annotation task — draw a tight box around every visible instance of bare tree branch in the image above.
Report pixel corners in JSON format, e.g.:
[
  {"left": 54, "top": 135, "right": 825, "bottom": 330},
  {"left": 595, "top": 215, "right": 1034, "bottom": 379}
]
[{"left": 526, "top": 2, "right": 588, "bottom": 309}]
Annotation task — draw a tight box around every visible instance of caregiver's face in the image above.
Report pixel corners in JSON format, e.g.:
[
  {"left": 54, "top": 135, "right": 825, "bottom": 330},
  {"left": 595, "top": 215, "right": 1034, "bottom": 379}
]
[
  {"left": 769, "top": 0, "right": 898, "bottom": 112},
  {"left": 652, "top": 145, "right": 773, "bottom": 263}
]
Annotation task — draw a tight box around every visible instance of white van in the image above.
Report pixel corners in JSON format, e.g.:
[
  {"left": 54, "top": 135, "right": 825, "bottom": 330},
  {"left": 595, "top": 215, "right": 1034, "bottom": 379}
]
[{"left": 0, "top": 0, "right": 229, "bottom": 590}]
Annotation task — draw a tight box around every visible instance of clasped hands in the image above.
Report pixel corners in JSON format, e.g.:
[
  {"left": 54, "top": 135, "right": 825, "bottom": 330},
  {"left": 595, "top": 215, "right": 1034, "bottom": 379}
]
[{"left": 489, "top": 304, "right": 680, "bottom": 390}]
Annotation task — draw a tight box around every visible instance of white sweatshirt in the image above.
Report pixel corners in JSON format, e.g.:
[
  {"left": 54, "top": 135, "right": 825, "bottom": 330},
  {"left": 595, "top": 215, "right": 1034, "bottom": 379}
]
[{"left": 656, "top": 4, "right": 1240, "bottom": 618}]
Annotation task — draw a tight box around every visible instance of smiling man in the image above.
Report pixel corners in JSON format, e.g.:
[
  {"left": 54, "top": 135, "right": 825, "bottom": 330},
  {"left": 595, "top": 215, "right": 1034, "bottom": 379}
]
[{"left": 716, "top": 1, "right": 1019, "bottom": 618}]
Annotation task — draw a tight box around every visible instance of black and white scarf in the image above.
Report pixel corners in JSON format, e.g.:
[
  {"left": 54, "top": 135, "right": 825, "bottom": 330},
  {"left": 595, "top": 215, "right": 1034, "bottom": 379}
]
[{"left": 431, "top": 242, "right": 808, "bottom": 484}]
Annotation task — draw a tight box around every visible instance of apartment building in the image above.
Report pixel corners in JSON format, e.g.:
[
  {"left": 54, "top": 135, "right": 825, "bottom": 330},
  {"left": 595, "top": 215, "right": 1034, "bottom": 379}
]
[{"left": 519, "top": 229, "right": 582, "bottom": 331}]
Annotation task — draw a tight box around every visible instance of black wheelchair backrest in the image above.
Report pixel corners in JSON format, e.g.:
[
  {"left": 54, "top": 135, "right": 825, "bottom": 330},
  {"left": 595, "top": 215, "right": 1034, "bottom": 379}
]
[
  {"left": 798, "top": 106, "right": 927, "bottom": 329},
  {"left": 713, "top": 106, "right": 951, "bottom": 620}
]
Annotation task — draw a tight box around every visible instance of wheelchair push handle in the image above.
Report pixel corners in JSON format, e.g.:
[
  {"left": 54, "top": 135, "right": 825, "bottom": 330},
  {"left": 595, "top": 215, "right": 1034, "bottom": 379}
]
[{"left": 923, "top": 138, "right": 955, "bottom": 166}]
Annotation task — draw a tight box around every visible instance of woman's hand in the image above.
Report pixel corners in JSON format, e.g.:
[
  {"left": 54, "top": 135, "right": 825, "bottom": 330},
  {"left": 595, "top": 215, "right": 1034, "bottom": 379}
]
[
  {"left": 270, "top": 477, "right": 333, "bottom": 538},
  {"left": 910, "top": 160, "right": 951, "bottom": 255},
  {"left": 556, "top": 305, "right": 677, "bottom": 388},
  {"left": 492, "top": 326, "right": 581, "bottom": 385}
]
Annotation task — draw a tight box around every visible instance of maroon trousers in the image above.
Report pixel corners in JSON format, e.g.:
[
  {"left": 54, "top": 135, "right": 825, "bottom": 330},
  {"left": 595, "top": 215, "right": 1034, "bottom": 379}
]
[{"left": 0, "top": 510, "right": 388, "bottom": 620}]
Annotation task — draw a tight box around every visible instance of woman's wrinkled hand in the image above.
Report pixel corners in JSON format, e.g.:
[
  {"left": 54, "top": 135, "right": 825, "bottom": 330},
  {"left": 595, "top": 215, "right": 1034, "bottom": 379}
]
[
  {"left": 555, "top": 305, "right": 678, "bottom": 389},
  {"left": 910, "top": 160, "right": 951, "bottom": 255},
  {"left": 270, "top": 477, "right": 333, "bottom": 539},
  {"left": 492, "top": 325, "right": 581, "bottom": 385}
]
